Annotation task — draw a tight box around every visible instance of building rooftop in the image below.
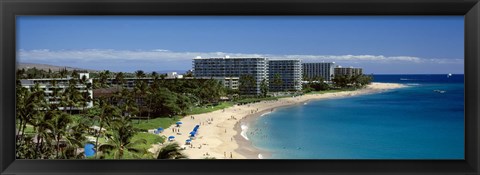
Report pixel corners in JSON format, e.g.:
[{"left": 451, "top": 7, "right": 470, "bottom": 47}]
[
  {"left": 268, "top": 59, "right": 302, "bottom": 61},
  {"left": 193, "top": 56, "right": 268, "bottom": 60}
]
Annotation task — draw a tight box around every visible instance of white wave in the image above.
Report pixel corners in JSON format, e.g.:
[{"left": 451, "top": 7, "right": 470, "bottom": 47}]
[
  {"left": 258, "top": 154, "right": 263, "bottom": 159},
  {"left": 406, "top": 83, "right": 421, "bottom": 86},
  {"left": 260, "top": 112, "right": 271, "bottom": 117},
  {"left": 240, "top": 124, "right": 249, "bottom": 140},
  {"left": 304, "top": 102, "right": 308, "bottom": 105}
]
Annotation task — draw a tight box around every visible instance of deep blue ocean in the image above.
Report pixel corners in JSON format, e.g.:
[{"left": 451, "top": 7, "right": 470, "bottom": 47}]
[{"left": 247, "top": 74, "right": 465, "bottom": 159}]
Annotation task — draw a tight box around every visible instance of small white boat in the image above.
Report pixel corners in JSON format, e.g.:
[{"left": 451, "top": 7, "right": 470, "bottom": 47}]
[{"left": 447, "top": 73, "right": 452, "bottom": 78}]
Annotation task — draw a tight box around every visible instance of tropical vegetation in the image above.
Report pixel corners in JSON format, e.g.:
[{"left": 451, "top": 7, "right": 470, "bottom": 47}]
[{"left": 15, "top": 67, "right": 371, "bottom": 159}]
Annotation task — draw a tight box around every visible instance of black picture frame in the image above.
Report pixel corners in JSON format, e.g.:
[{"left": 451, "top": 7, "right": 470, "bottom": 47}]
[{"left": 1, "top": 0, "right": 479, "bottom": 174}]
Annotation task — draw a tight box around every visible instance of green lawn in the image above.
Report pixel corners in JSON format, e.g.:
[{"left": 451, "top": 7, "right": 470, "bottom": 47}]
[
  {"left": 23, "top": 125, "right": 35, "bottom": 134},
  {"left": 131, "top": 102, "right": 234, "bottom": 131},
  {"left": 187, "top": 102, "right": 234, "bottom": 115},
  {"left": 132, "top": 117, "right": 179, "bottom": 130},
  {"left": 131, "top": 132, "right": 165, "bottom": 150}
]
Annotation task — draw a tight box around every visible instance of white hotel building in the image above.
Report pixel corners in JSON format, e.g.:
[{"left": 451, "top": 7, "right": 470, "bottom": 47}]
[
  {"left": 193, "top": 56, "right": 304, "bottom": 94},
  {"left": 193, "top": 56, "right": 269, "bottom": 95},
  {"left": 268, "top": 59, "right": 302, "bottom": 92},
  {"left": 302, "top": 62, "right": 336, "bottom": 82}
]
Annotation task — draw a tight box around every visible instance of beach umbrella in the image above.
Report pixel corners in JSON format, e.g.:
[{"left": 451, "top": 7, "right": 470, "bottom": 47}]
[
  {"left": 84, "top": 143, "right": 95, "bottom": 157},
  {"left": 168, "top": 136, "right": 175, "bottom": 141},
  {"left": 189, "top": 131, "right": 196, "bottom": 136},
  {"left": 176, "top": 121, "right": 183, "bottom": 127},
  {"left": 156, "top": 128, "right": 163, "bottom": 133}
]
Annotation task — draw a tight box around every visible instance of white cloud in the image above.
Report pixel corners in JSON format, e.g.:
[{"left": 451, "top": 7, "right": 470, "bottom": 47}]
[{"left": 17, "top": 49, "right": 463, "bottom": 73}]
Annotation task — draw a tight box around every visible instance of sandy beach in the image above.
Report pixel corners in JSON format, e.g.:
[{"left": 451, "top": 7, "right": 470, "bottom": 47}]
[{"left": 149, "top": 82, "right": 407, "bottom": 159}]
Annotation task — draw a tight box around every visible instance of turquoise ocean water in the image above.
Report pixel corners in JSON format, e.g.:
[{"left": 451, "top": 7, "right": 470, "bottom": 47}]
[{"left": 246, "top": 74, "right": 464, "bottom": 159}]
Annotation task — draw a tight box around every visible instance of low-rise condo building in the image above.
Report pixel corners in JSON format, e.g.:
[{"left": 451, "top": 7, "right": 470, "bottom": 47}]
[
  {"left": 105, "top": 76, "right": 239, "bottom": 90},
  {"left": 20, "top": 73, "right": 94, "bottom": 110},
  {"left": 334, "top": 66, "right": 363, "bottom": 77}
]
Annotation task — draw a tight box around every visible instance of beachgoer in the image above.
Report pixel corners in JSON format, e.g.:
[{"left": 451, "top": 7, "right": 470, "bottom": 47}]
[{"left": 230, "top": 152, "right": 233, "bottom": 158}]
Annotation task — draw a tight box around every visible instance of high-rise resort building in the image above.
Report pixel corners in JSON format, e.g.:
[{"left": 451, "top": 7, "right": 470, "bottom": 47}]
[
  {"left": 268, "top": 59, "right": 302, "bottom": 92},
  {"left": 334, "top": 66, "right": 363, "bottom": 77},
  {"left": 193, "top": 56, "right": 269, "bottom": 95},
  {"left": 302, "top": 62, "right": 336, "bottom": 81},
  {"left": 20, "top": 73, "right": 94, "bottom": 110}
]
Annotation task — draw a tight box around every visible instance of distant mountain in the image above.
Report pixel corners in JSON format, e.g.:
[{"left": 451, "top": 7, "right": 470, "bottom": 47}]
[{"left": 17, "top": 63, "right": 99, "bottom": 72}]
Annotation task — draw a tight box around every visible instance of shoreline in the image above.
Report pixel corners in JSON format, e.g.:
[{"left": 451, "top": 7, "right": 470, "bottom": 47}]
[
  {"left": 152, "top": 82, "right": 407, "bottom": 159},
  {"left": 233, "top": 108, "right": 278, "bottom": 159}
]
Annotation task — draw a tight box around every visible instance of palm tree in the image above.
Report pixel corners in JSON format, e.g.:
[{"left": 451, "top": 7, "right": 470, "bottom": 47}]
[
  {"left": 78, "top": 73, "right": 89, "bottom": 113},
  {"left": 65, "top": 78, "right": 84, "bottom": 114},
  {"left": 94, "top": 99, "right": 119, "bottom": 158},
  {"left": 260, "top": 79, "right": 268, "bottom": 97},
  {"left": 49, "top": 78, "right": 62, "bottom": 110},
  {"left": 16, "top": 83, "right": 47, "bottom": 149},
  {"left": 117, "top": 88, "right": 139, "bottom": 119},
  {"left": 156, "top": 142, "right": 188, "bottom": 159},
  {"left": 135, "top": 70, "right": 145, "bottom": 80},
  {"left": 133, "top": 70, "right": 147, "bottom": 118},
  {"left": 63, "top": 117, "right": 90, "bottom": 159},
  {"left": 97, "top": 70, "right": 111, "bottom": 88},
  {"left": 239, "top": 75, "right": 256, "bottom": 96},
  {"left": 49, "top": 111, "right": 72, "bottom": 158},
  {"left": 59, "top": 67, "right": 68, "bottom": 78},
  {"left": 272, "top": 73, "right": 283, "bottom": 92},
  {"left": 151, "top": 71, "right": 158, "bottom": 78},
  {"left": 80, "top": 79, "right": 93, "bottom": 114},
  {"left": 134, "top": 81, "right": 148, "bottom": 117},
  {"left": 16, "top": 68, "right": 26, "bottom": 79},
  {"left": 32, "top": 112, "right": 55, "bottom": 159},
  {"left": 114, "top": 72, "right": 126, "bottom": 90},
  {"left": 145, "top": 87, "right": 154, "bottom": 123},
  {"left": 99, "top": 116, "right": 146, "bottom": 159}
]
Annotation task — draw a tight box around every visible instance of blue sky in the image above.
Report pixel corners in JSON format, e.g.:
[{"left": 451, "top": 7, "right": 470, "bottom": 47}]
[{"left": 17, "top": 16, "right": 464, "bottom": 74}]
